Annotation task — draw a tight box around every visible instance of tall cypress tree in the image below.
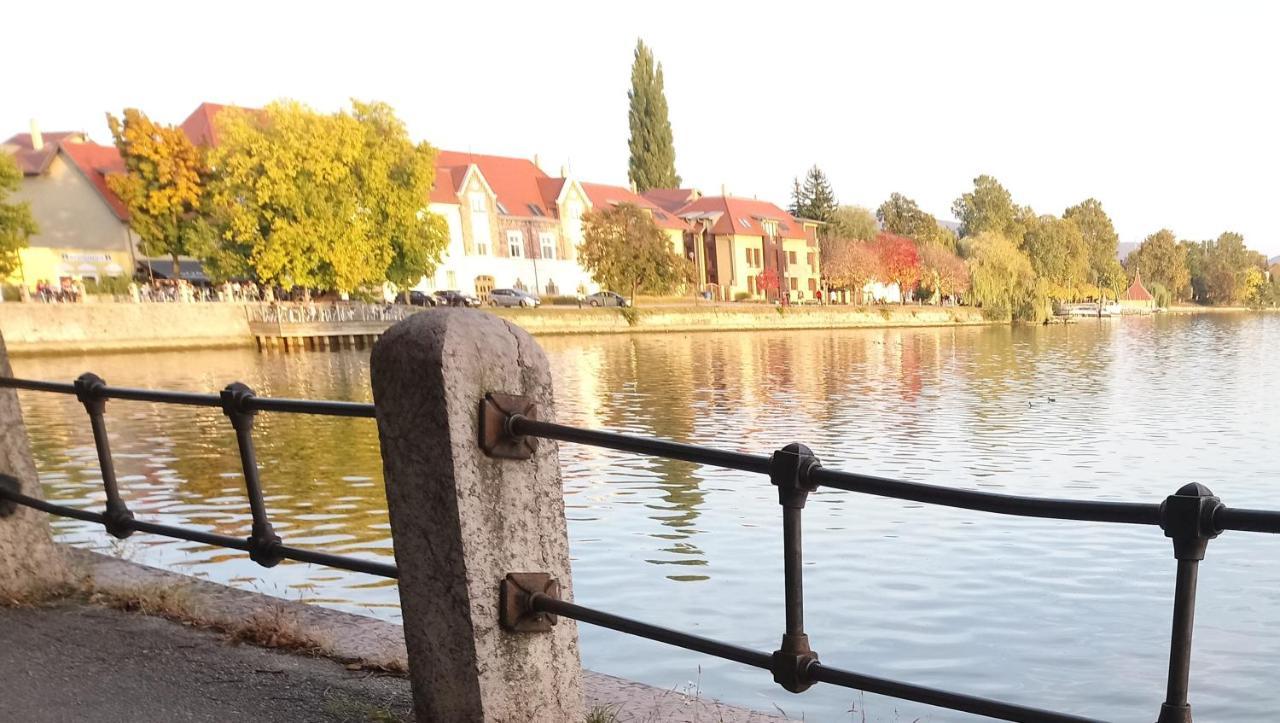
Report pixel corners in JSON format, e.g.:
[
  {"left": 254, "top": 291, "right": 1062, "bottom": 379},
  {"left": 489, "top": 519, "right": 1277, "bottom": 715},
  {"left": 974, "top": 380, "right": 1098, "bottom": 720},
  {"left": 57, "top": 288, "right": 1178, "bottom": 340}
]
[{"left": 627, "top": 39, "right": 680, "bottom": 192}]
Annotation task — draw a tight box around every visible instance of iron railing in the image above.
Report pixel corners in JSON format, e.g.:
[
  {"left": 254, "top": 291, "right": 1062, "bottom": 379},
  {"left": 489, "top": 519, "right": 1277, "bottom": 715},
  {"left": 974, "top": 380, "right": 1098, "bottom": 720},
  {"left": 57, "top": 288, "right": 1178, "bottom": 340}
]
[
  {"left": 3, "top": 375, "right": 1280, "bottom": 722},
  {"left": 0, "top": 374, "right": 393, "bottom": 579},
  {"left": 245, "top": 301, "right": 420, "bottom": 325}
]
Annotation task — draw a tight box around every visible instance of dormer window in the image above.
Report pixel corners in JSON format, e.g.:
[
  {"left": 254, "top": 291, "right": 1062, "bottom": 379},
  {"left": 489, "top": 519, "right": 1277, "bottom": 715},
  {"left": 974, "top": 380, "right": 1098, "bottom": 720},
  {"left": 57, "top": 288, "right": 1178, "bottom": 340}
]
[
  {"left": 496, "top": 201, "right": 509, "bottom": 215},
  {"left": 528, "top": 203, "right": 545, "bottom": 217},
  {"left": 739, "top": 218, "right": 752, "bottom": 229}
]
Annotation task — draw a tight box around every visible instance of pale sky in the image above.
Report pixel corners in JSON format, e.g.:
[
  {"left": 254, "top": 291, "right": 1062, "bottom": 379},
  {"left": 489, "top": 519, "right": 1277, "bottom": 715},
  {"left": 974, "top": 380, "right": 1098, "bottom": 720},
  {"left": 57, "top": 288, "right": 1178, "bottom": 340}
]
[{"left": 7, "top": 0, "right": 1279, "bottom": 258}]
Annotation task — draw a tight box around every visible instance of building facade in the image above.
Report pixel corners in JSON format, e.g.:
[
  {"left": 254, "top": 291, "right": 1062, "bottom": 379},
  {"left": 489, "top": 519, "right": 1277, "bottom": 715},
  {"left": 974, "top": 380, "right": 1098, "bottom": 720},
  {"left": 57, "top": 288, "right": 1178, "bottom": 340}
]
[
  {"left": 659, "top": 194, "right": 821, "bottom": 302},
  {"left": 2, "top": 126, "right": 137, "bottom": 291}
]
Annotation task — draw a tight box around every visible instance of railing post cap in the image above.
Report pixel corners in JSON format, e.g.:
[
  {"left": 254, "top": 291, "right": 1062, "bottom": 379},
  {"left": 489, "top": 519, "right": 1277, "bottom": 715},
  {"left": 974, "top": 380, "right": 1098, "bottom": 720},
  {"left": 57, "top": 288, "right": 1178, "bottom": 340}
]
[{"left": 1160, "top": 483, "right": 1223, "bottom": 560}]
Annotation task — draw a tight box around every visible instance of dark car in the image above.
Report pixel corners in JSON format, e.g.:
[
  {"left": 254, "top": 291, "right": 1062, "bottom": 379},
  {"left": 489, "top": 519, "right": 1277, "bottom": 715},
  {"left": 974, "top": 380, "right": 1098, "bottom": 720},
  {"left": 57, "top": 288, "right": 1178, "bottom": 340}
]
[
  {"left": 585, "top": 291, "right": 630, "bottom": 307},
  {"left": 407, "top": 290, "right": 437, "bottom": 307},
  {"left": 489, "top": 288, "right": 541, "bottom": 308},
  {"left": 433, "top": 290, "right": 481, "bottom": 307}
]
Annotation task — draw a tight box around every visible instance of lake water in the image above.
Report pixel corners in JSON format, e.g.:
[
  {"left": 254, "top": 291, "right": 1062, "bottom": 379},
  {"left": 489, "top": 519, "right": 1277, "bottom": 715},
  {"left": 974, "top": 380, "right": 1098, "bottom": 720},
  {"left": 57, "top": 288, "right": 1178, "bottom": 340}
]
[{"left": 11, "top": 313, "right": 1280, "bottom": 722}]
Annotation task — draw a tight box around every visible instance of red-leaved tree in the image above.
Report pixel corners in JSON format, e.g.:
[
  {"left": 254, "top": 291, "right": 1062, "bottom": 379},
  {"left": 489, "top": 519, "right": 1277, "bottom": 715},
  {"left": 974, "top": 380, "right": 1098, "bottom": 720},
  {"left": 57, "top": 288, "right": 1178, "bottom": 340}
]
[
  {"left": 873, "top": 232, "right": 921, "bottom": 303},
  {"left": 757, "top": 267, "right": 780, "bottom": 298}
]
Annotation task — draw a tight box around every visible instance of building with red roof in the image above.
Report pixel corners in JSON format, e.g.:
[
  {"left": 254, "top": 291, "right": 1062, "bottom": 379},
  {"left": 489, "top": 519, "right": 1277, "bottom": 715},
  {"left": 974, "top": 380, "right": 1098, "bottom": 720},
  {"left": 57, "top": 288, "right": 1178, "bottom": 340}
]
[
  {"left": 425, "top": 150, "right": 600, "bottom": 297},
  {"left": 2, "top": 123, "right": 138, "bottom": 290},
  {"left": 660, "top": 192, "right": 821, "bottom": 301},
  {"left": 1120, "top": 268, "right": 1156, "bottom": 312}
]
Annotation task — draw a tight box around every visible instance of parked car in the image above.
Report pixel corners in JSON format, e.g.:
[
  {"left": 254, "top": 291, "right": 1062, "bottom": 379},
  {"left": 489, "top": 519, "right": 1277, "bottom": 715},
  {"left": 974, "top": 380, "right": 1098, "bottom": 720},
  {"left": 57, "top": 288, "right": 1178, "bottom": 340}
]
[
  {"left": 585, "top": 291, "right": 630, "bottom": 307},
  {"left": 489, "top": 288, "right": 540, "bottom": 308},
  {"left": 433, "top": 290, "right": 481, "bottom": 307},
  {"left": 407, "top": 290, "right": 437, "bottom": 307}
]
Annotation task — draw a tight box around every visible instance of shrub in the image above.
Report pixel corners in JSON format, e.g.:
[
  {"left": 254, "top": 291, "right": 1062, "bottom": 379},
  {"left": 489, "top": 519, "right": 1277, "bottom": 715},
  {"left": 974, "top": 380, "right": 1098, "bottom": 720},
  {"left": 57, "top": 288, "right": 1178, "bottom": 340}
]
[
  {"left": 733, "top": 291, "right": 751, "bottom": 302},
  {"left": 84, "top": 275, "right": 132, "bottom": 296}
]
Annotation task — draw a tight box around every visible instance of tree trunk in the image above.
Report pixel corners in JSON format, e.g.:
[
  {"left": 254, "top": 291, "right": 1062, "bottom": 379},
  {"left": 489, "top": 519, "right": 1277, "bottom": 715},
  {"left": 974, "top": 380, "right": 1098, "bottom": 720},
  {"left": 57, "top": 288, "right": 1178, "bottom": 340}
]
[{"left": 171, "top": 254, "right": 181, "bottom": 282}]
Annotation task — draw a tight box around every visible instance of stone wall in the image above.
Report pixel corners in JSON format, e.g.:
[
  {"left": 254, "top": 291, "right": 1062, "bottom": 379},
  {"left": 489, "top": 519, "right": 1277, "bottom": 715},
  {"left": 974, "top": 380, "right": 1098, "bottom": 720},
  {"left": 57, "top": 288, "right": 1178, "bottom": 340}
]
[
  {"left": 0, "top": 302, "right": 254, "bottom": 355},
  {"left": 493, "top": 303, "right": 989, "bottom": 335}
]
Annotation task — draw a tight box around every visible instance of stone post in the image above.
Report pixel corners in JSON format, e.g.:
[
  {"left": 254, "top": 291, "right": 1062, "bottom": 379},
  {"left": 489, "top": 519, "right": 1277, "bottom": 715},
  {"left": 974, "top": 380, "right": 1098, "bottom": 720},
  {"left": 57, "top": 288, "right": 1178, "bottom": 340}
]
[
  {"left": 371, "top": 309, "right": 584, "bottom": 722},
  {"left": 0, "top": 332, "right": 71, "bottom": 599}
]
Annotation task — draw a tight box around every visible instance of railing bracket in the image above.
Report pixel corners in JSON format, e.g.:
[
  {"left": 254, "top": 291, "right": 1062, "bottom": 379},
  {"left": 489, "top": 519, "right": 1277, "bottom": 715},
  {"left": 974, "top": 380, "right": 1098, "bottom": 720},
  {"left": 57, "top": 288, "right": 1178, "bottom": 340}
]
[
  {"left": 0, "top": 474, "right": 18, "bottom": 518},
  {"left": 772, "top": 633, "right": 819, "bottom": 693},
  {"left": 499, "top": 572, "right": 559, "bottom": 632},
  {"left": 480, "top": 393, "right": 538, "bottom": 460}
]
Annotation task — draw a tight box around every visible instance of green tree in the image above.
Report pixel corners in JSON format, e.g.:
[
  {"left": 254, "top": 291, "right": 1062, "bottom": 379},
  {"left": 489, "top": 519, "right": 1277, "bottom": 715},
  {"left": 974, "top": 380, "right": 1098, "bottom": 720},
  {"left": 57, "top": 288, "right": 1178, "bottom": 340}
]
[
  {"left": 350, "top": 101, "right": 449, "bottom": 301},
  {"left": 1127, "top": 229, "right": 1191, "bottom": 300},
  {"left": 627, "top": 39, "right": 679, "bottom": 192},
  {"left": 877, "top": 193, "right": 955, "bottom": 251},
  {"left": 952, "top": 175, "right": 1030, "bottom": 241},
  {"left": 579, "top": 203, "right": 688, "bottom": 304},
  {"left": 1181, "top": 240, "right": 1208, "bottom": 302},
  {"left": 1021, "top": 215, "right": 1088, "bottom": 299},
  {"left": 966, "top": 232, "right": 1043, "bottom": 321},
  {"left": 0, "top": 153, "right": 37, "bottom": 280},
  {"left": 107, "top": 108, "right": 210, "bottom": 279},
  {"left": 789, "top": 165, "right": 837, "bottom": 222},
  {"left": 826, "top": 205, "right": 878, "bottom": 242},
  {"left": 1202, "top": 231, "right": 1257, "bottom": 305},
  {"left": 1063, "top": 198, "right": 1125, "bottom": 296}
]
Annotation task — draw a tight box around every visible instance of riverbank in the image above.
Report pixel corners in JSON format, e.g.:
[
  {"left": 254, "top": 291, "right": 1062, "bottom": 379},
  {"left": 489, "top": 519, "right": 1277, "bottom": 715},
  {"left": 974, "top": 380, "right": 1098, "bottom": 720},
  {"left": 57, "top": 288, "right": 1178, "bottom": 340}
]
[{"left": 1, "top": 302, "right": 991, "bottom": 355}]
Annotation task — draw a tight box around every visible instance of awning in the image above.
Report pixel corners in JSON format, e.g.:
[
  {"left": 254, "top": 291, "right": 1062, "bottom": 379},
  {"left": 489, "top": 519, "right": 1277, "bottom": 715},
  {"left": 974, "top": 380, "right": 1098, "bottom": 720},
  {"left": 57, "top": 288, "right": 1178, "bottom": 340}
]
[{"left": 140, "top": 259, "right": 210, "bottom": 283}]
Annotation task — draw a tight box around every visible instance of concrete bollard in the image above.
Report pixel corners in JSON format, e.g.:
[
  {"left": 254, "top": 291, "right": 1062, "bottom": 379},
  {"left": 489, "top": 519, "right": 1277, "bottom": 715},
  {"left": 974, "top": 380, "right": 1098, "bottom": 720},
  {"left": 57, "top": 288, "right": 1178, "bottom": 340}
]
[
  {"left": 371, "top": 309, "right": 584, "bottom": 722},
  {"left": 0, "top": 332, "right": 71, "bottom": 599}
]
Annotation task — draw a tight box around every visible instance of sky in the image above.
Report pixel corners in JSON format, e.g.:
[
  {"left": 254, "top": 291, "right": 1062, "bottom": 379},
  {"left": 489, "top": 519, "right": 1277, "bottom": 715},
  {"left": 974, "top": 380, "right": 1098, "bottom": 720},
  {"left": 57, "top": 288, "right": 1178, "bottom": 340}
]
[{"left": 7, "top": 0, "right": 1279, "bottom": 259}]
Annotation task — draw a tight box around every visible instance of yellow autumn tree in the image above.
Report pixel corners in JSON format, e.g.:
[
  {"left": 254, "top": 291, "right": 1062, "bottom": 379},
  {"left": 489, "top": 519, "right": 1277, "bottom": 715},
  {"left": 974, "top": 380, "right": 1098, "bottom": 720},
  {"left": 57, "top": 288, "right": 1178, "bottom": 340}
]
[
  {"left": 204, "top": 100, "right": 446, "bottom": 295},
  {"left": 107, "top": 109, "right": 209, "bottom": 279}
]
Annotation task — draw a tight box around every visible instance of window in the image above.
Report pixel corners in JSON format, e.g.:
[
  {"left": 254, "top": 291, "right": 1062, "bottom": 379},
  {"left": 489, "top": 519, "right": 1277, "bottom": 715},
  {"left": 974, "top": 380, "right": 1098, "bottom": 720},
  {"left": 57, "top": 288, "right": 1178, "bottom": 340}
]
[
  {"left": 539, "top": 232, "right": 556, "bottom": 260},
  {"left": 496, "top": 201, "right": 509, "bottom": 215},
  {"left": 789, "top": 277, "right": 798, "bottom": 291},
  {"left": 447, "top": 271, "right": 457, "bottom": 288},
  {"left": 528, "top": 203, "right": 545, "bottom": 217},
  {"left": 762, "top": 220, "right": 777, "bottom": 237},
  {"left": 807, "top": 252, "right": 815, "bottom": 268},
  {"left": 469, "top": 192, "right": 491, "bottom": 255},
  {"left": 739, "top": 218, "right": 752, "bottom": 230},
  {"left": 507, "top": 230, "right": 524, "bottom": 257},
  {"left": 788, "top": 251, "right": 797, "bottom": 265}
]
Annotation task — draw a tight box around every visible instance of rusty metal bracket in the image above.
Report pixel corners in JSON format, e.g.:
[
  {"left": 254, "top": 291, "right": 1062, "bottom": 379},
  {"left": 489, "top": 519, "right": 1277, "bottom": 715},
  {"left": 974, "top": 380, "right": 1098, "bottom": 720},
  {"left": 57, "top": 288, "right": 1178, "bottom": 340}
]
[
  {"left": 499, "top": 572, "right": 560, "bottom": 632},
  {"left": 0, "top": 473, "right": 19, "bottom": 518},
  {"left": 479, "top": 393, "right": 538, "bottom": 460}
]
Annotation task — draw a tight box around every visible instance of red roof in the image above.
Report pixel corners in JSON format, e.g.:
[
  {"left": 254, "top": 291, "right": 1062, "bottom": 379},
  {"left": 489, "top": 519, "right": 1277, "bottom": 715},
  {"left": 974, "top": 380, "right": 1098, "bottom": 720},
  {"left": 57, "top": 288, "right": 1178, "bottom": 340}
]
[
  {"left": 675, "top": 195, "right": 806, "bottom": 239},
  {"left": 59, "top": 141, "right": 129, "bottom": 221},
  {"left": 3, "top": 131, "right": 87, "bottom": 175},
  {"left": 435, "top": 150, "right": 558, "bottom": 218},
  {"left": 1123, "top": 269, "right": 1154, "bottom": 302},
  {"left": 180, "top": 102, "right": 229, "bottom": 147},
  {"left": 581, "top": 182, "right": 689, "bottom": 231},
  {"left": 642, "top": 188, "right": 700, "bottom": 213}
]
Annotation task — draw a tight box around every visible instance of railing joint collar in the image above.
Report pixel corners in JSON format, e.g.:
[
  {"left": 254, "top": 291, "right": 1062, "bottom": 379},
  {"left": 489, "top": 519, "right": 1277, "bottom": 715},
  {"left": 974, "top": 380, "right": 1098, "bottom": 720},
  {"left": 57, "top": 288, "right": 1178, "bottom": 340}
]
[
  {"left": 770, "top": 443, "right": 821, "bottom": 509},
  {"left": 771, "top": 633, "right": 819, "bottom": 693},
  {"left": 1160, "top": 483, "right": 1223, "bottom": 560},
  {"left": 220, "top": 382, "right": 258, "bottom": 430},
  {"left": 74, "top": 372, "right": 107, "bottom": 414}
]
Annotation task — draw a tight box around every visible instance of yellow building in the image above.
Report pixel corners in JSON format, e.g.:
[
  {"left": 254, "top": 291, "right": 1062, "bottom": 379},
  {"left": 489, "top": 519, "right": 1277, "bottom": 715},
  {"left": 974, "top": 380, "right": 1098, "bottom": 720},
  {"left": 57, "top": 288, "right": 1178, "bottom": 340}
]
[
  {"left": 646, "top": 192, "right": 821, "bottom": 302},
  {"left": 2, "top": 126, "right": 139, "bottom": 292}
]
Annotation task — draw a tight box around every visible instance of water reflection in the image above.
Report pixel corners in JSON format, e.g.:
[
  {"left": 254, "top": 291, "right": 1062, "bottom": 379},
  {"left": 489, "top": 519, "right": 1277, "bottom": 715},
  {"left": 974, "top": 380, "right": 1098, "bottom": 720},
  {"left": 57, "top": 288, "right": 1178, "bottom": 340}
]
[{"left": 12, "top": 313, "right": 1280, "bottom": 721}]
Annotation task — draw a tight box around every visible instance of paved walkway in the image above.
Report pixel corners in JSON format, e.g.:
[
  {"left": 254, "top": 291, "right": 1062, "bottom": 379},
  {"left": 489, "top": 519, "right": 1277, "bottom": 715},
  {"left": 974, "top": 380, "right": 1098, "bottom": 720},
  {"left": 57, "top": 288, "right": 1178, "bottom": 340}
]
[{"left": 0, "top": 601, "right": 413, "bottom": 722}]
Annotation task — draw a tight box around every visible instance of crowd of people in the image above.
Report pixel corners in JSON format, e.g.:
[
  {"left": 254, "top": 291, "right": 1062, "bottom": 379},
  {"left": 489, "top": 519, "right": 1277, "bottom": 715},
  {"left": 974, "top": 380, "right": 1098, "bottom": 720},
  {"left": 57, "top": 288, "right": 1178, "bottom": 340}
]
[{"left": 25, "top": 277, "right": 280, "bottom": 304}]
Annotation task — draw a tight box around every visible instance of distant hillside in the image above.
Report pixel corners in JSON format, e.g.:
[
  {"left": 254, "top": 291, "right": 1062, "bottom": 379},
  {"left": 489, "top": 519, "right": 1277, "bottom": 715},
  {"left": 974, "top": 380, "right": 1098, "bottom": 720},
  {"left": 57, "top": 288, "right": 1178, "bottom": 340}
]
[
  {"left": 1271, "top": 255, "right": 1280, "bottom": 267},
  {"left": 1117, "top": 242, "right": 1140, "bottom": 262}
]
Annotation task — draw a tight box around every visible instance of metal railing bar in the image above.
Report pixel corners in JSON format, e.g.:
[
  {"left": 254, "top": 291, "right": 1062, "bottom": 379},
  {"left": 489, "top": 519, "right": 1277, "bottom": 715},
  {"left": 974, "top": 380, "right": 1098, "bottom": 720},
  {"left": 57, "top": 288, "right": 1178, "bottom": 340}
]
[
  {"left": 1214, "top": 506, "right": 1280, "bottom": 534},
  {"left": 532, "top": 593, "right": 1099, "bottom": 723},
  {"left": 246, "top": 397, "right": 376, "bottom": 418},
  {"left": 529, "top": 594, "right": 774, "bottom": 670},
  {"left": 0, "top": 378, "right": 77, "bottom": 394},
  {"left": 806, "top": 663, "right": 1102, "bottom": 723},
  {"left": 809, "top": 467, "right": 1163, "bottom": 526},
  {"left": 0, "top": 377, "right": 377, "bottom": 418},
  {"left": 508, "top": 415, "right": 773, "bottom": 475},
  {"left": 0, "top": 489, "right": 398, "bottom": 578}
]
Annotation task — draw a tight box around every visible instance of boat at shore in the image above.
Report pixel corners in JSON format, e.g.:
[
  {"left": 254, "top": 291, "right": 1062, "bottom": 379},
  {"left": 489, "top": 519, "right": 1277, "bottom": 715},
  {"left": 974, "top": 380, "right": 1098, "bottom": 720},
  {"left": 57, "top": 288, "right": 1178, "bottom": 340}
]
[{"left": 1056, "top": 302, "right": 1123, "bottom": 317}]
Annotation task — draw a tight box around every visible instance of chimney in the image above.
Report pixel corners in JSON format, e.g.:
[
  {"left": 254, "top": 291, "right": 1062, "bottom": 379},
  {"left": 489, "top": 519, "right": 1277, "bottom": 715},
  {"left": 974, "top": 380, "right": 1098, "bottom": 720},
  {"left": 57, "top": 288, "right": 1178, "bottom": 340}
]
[
  {"left": 533, "top": 153, "right": 541, "bottom": 171},
  {"left": 29, "top": 119, "right": 43, "bottom": 151},
  {"left": 559, "top": 164, "right": 568, "bottom": 178},
  {"left": 720, "top": 183, "right": 727, "bottom": 198},
  {"left": 629, "top": 180, "right": 637, "bottom": 193}
]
